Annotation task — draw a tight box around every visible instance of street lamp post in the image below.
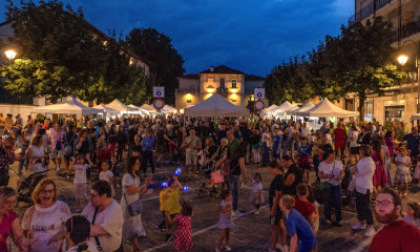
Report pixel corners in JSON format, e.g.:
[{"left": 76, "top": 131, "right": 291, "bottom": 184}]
[
  {"left": 4, "top": 50, "right": 16, "bottom": 60},
  {"left": 398, "top": 40, "right": 420, "bottom": 113}
]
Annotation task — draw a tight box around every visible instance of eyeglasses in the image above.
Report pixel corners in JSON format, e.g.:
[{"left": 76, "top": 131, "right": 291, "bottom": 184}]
[
  {"left": 90, "top": 193, "right": 99, "bottom": 198},
  {"left": 375, "top": 200, "right": 393, "bottom": 207},
  {"left": 40, "top": 189, "right": 55, "bottom": 194}
]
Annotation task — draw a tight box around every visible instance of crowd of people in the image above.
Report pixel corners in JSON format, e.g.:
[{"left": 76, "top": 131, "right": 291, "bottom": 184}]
[{"left": 1, "top": 112, "right": 420, "bottom": 251}]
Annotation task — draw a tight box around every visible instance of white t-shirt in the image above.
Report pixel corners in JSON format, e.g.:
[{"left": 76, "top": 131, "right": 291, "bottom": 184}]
[
  {"left": 348, "top": 130, "right": 359, "bottom": 148},
  {"left": 22, "top": 201, "right": 71, "bottom": 252},
  {"left": 73, "top": 164, "right": 88, "bottom": 184},
  {"left": 287, "top": 127, "right": 295, "bottom": 140},
  {"left": 300, "top": 127, "right": 310, "bottom": 139},
  {"left": 99, "top": 170, "right": 114, "bottom": 184},
  {"left": 252, "top": 181, "right": 263, "bottom": 193},
  {"left": 81, "top": 200, "right": 123, "bottom": 252},
  {"left": 396, "top": 155, "right": 411, "bottom": 172},
  {"left": 318, "top": 160, "right": 343, "bottom": 186}
]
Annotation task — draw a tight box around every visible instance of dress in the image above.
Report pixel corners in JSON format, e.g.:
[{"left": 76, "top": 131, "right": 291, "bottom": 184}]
[
  {"left": 174, "top": 214, "right": 193, "bottom": 251},
  {"left": 121, "top": 173, "right": 146, "bottom": 239},
  {"left": 395, "top": 156, "right": 412, "bottom": 184},
  {"left": 0, "top": 211, "right": 17, "bottom": 252},
  {"left": 217, "top": 200, "right": 235, "bottom": 229},
  {"left": 372, "top": 150, "right": 387, "bottom": 187}
]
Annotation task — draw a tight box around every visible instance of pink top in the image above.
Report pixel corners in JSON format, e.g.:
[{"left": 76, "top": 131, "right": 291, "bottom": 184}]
[{"left": 0, "top": 211, "right": 18, "bottom": 252}]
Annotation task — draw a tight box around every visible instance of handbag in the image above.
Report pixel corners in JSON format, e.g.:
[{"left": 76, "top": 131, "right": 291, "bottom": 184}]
[
  {"left": 221, "top": 160, "right": 231, "bottom": 176},
  {"left": 319, "top": 181, "right": 331, "bottom": 191},
  {"left": 211, "top": 170, "right": 224, "bottom": 184},
  {"left": 55, "top": 140, "right": 61, "bottom": 150},
  {"left": 123, "top": 193, "right": 143, "bottom": 216}
]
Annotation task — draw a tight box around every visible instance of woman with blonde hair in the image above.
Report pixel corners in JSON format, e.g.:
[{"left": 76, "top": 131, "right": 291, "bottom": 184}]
[
  {"left": 22, "top": 179, "right": 71, "bottom": 252},
  {"left": 26, "top": 135, "right": 46, "bottom": 173}
]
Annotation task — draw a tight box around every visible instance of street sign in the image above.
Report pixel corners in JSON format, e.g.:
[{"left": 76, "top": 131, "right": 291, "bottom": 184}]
[
  {"left": 153, "top": 98, "right": 165, "bottom": 110},
  {"left": 254, "top": 99, "right": 265, "bottom": 111},
  {"left": 254, "top": 88, "right": 265, "bottom": 99},
  {"left": 153, "top": 86, "right": 165, "bottom": 98}
]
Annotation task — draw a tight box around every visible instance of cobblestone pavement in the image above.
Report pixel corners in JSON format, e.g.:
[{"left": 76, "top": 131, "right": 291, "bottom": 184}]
[{"left": 7, "top": 161, "right": 420, "bottom": 252}]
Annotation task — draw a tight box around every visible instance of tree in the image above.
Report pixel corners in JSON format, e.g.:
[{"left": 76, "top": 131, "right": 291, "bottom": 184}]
[
  {"left": 319, "top": 17, "right": 404, "bottom": 121},
  {"left": 125, "top": 28, "right": 185, "bottom": 104},
  {"left": 2, "top": 0, "right": 147, "bottom": 104}
]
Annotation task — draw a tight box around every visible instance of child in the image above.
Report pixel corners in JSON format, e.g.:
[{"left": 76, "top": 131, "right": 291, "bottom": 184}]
[
  {"left": 70, "top": 154, "right": 93, "bottom": 212},
  {"left": 403, "top": 202, "right": 420, "bottom": 229},
  {"left": 415, "top": 154, "right": 420, "bottom": 188},
  {"left": 298, "top": 137, "right": 312, "bottom": 183},
  {"left": 307, "top": 185, "right": 320, "bottom": 235},
  {"left": 64, "top": 216, "right": 92, "bottom": 252},
  {"left": 395, "top": 147, "right": 412, "bottom": 197},
  {"left": 99, "top": 161, "right": 115, "bottom": 195},
  {"left": 216, "top": 190, "right": 235, "bottom": 252},
  {"left": 159, "top": 186, "right": 168, "bottom": 232},
  {"left": 250, "top": 173, "right": 264, "bottom": 214},
  {"left": 163, "top": 175, "right": 183, "bottom": 241},
  {"left": 279, "top": 195, "right": 317, "bottom": 252},
  {"left": 294, "top": 183, "right": 315, "bottom": 227},
  {"left": 166, "top": 200, "right": 193, "bottom": 252}
]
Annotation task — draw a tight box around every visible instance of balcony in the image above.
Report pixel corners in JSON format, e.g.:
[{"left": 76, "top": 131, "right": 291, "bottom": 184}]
[
  {"left": 176, "top": 88, "right": 197, "bottom": 94},
  {"left": 354, "top": 0, "right": 396, "bottom": 22},
  {"left": 399, "top": 18, "right": 420, "bottom": 40}
]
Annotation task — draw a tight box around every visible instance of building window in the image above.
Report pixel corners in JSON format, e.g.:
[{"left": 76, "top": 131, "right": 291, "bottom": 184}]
[
  {"left": 385, "top": 106, "right": 404, "bottom": 122},
  {"left": 220, "top": 78, "right": 225, "bottom": 88},
  {"left": 231, "top": 80, "right": 237, "bottom": 88},
  {"left": 364, "top": 102, "right": 374, "bottom": 122}
]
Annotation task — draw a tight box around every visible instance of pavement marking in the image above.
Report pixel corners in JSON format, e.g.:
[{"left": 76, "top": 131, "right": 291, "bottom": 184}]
[
  {"left": 143, "top": 205, "right": 269, "bottom": 252},
  {"left": 348, "top": 236, "right": 373, "bottom": 252}
]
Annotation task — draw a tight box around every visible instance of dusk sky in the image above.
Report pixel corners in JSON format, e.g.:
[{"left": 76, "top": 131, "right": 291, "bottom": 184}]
[{"left": 0, "top": 0, "right": 354, "bottom": 77}]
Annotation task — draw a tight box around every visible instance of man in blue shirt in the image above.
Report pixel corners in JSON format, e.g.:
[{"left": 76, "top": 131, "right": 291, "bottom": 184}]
[
  {"left": 141, "top": 128, "right": 155, "bottom": 174},
  {"left": 298, "top": 138, "right": 312, "bottom": 183},
  {"left": 402, "top": 127, "right": 419, "bottom": 165},
  {"left": 280, "top": 195, "right": 317, "bottom": 252},
  {"left": 272, "top": 127, "right": 282, "bottom": 161}
]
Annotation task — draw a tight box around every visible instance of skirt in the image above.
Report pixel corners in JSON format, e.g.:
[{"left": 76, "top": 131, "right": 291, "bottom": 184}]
[
  {"left": 395, "top": 169, "right": 412, "bottom": 184},
  {"left": 217, "top": 213, "right": 235, "bottom": 229},
  {"left": 373, "top": 163, "right": 387, "bottom": 187}
]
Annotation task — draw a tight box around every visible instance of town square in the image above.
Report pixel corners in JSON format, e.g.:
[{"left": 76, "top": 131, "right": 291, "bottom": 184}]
[{"left": 1, "top": 0, "right": 420, "bottom": 252}]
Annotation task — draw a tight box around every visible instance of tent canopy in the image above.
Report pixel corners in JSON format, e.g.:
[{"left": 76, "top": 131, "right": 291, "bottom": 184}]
[
  {"left": 273, "top": 101, "right": 296, "bottom": 114},
  {"left": 184, "top": 93, "right": 249, "bottom": 117},
  {"left": 93, "top": 105, "right": 120, "bottom": 116},
  {"left": 262, "top": 104, "right": 278, "bottom": 113},
  {"left": 105, "top": 99, "right": 138, "bottom": 112},
  {"left": 32, "top": 97, "right": 103, "bottom": 116},
  {"left": 162, "top": 105, "right": 177, "bottom": 113},
  {"left": 140, "top": 104, "right": 157, "bottom": 113},
  {"left": 288, "top": 101, "right": 315, "bottom": 115},
  {"left": 295, "top": 98, "right": 359, "bottom": 117},
  {"left": 128, "top": 104, "right": 149, "bottom": 114}
]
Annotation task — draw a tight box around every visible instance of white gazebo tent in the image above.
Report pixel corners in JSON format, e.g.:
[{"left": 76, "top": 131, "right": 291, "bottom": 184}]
[
  {"left": 93, "top": 105, "right": 120, "bottom": 116},
  {"left": 184, "top": 93, "right": 249, "bottom": 117},
  {"left": 128, "top": 104, "right": 150, "bottom": 115},
  {"left": 32, "top": 97, "right": 103, "bottom": 116},
  {"left": 141, "top": 104, "right": 157, "bottom": 113},
  {"left": 104, "top": 99, "right": 139, "bottom": 114},
  {"left": 162, "top": 105, "right": 177, "bottom": 113},
  {"left": 273, "top": 101, "right": 296, "bottom": 118},
  {"left": 179, "top": 105, "right": 194, "bottom": 114},
  {"left": 288, "top": 101, "right": 315, "bottom": 116},
  {"left": 260, "top": 104, "right": 279, "bottom": 118},
  {"left": 295, "top": 98, "right": 359, "bottom": 118}
]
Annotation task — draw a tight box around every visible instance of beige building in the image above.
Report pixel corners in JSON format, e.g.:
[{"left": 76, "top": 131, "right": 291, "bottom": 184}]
[
  {"left": 175, "top": 65, "right": 267, "bottom": 110},
  {"left": 352, "top": 0, "right": 420, "bottom": 124}
]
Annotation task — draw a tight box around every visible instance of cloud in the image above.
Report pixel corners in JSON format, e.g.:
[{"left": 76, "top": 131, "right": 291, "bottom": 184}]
[{"left": 0, "top": 0, "right": 354, "bottom": 76}]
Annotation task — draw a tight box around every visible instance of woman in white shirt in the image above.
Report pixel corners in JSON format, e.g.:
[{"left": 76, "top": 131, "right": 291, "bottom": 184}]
[
  {"left": 351, "top": 145, "right": 376, "bottom": 237},
  {"left": 26, "top": 135, "right": 46, "bottom": 173},
  {"left": 318, "top": 148, "right": 345, "bottom": 227},
  {"left": 22, "top": 179, "right": 72, "bottom": 252}
]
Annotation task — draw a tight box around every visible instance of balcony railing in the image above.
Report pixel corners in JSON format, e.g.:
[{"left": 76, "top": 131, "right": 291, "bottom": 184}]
[
  {"left": 400, "top": 17, "right": 420, "bottom": 40},
  {"left": 354, "top": 0, "right": 396, "bottom": 22},
  {"left": 176, "top": 88, "right": 196, "bottom": 94}
]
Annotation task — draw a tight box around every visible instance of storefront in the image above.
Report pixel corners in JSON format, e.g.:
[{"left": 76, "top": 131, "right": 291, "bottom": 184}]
[{"left": 384, "top": 100, "right": 405, "bottom": 122}]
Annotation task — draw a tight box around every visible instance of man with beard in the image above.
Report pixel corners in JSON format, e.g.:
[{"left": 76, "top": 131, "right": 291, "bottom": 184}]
[{"left": 369, "top": 188, "right": 420, "bottom": 252}]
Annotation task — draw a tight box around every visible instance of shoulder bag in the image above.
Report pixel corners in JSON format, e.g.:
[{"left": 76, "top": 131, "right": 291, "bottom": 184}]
[
  {"left": 319, "top": 160, "right": 335, "bottom": 191},
  {"left": 123, "top": 192, "right": 143, "bottom": 216}
]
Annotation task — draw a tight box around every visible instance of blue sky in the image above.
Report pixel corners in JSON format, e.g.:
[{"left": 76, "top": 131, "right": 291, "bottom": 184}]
[{"left": 0, "top": 0, "right": 354, "bottom": 76}]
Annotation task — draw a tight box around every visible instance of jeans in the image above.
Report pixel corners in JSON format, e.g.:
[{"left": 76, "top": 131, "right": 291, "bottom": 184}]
[
  {"left": 355, "top": 190, "right": 374, "bottom": 225},
  {"left": 141, "top": 150, "right": 155, "bottom": 174},
  {"left": 262, "top": 143, "right": 270, "bottom": 167},
  {"left": 323, "top": 185, "right": 342, "bottom": 222},
  {"left": 230, "top": 174, "right": 239, "bottom": 211}
]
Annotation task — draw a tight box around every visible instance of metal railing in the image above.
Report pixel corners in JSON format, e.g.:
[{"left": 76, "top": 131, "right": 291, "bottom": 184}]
[{"left": 354, "top": 0, "right": 396, "bottom": 22}]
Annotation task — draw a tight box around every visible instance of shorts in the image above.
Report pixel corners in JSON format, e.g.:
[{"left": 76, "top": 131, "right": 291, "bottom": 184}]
[
  {"left": 270, "top": 207, "right": 283, "bottom": 225},
  {"left": 350, "top": 147, "right": 359, "bottom": 155},
  {"left": 298, "top": 157, "right": 310, "bottom": 169},
  {"left": 51, "top": 149, "right": 63, "bottom": 159},
  {"left": 334, "top": 143, "right": 345, "bottom": 152},
  {"left": 185, "top": 151, "right": 198, "bottom": 166}
]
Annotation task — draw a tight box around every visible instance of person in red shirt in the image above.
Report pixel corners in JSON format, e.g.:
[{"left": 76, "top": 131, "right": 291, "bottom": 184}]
[
  {"left": 294, "top": 183, "right": 314, "bottom": 227},
  {"left": 333, "top": 122, "right": 347, "bottom": 158},
  {"left": 369, "top": 188, "right": 420, "bottom": 252}
]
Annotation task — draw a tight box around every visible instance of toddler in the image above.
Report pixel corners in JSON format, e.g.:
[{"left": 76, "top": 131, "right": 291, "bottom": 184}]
[
  {"left": 403, "top": 202, "right": 420, "bottom": 229},
  {"left": 250, "top": 173, "right": 264, "bottom": 214},
  {"left": 216, "top": 190, "right": 235, "bottom": 252},
  {"left": 166, "top": 200, "right": 193, "bottom": 252},
  {"left": 99, "top": 161, "right": 115, "bottom": 195},
  {"left": 395, "top": 147, "right": 412, "bottom": 197},
  {"left": 70, "top": 154, "right": 93, "bottom": 212},
  {"left": 294, "top": 183, "right": 315, "bottom": 227},
  {"left": 298, "top": 137, "right": 312, "bottom": 183}
]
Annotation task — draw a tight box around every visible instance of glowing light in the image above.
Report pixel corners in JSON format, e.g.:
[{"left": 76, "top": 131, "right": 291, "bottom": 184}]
[
  {"left": 174, "top": 168, "right": 182, "bottom": 176},
  {"left": 4, "top": 50, "right": 16, "bottom": 60},
  {"left": 398, "top": 55, "right": 408, "bottom": 66},
  {"left": 161, "top": 182, "right": 168, "bottom": 187},
  {"left": 230, "top": 88, "right": 238, "bottom": 94},
  {"left": 206, "top": 85, "right": 215, "bottom": 93},
  {"left": 182, "top": 186, "right": 190, "bottom": 191}
]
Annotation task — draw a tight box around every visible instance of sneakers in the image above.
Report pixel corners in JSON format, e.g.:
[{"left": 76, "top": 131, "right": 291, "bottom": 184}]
[
  {"left": 254, "top": 209, "right": 260, "bottom": 215},
  {"left": 352, "top": 222, "right": 366, "bottom": 230},
  {"left": 276, "top": 243, "right": 288, "bottom": 252},
  {"left": 225, "top": 245, "right": 232, "bottom": 251},
  {"left": 364, "top": 227, "right": 376, "bottom": 237}
]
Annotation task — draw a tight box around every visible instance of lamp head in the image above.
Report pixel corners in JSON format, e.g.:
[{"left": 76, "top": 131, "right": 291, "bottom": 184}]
[
  {"left": 4, "top": 50, "right": 16, "bottom": 60},
  {"left": 398, "top": 55, "right": 408, "bottom": 66}
]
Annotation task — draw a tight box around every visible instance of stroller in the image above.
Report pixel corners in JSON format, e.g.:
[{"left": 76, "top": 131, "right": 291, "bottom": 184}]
[{"left": 16, "top": 169, "right": 47, "bottom": 204}]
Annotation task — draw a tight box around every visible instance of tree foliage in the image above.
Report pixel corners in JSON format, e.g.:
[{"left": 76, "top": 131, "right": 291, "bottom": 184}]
[
  {"left": 265, "top": 16, "right": 404, "bottom": 121},
  {"left": 125, "top": 28, "right": 185, "bottom": 104},
  {"left": 1, "top": 0, "right": 147, "bottom": 104}
]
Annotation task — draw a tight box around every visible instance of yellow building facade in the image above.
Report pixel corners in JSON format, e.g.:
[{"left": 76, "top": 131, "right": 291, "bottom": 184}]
[{"left": 175, "top": 65, "right": 267, "bottom": 110}]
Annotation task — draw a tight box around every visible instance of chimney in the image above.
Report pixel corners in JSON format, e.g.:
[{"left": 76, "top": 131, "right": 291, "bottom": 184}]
[{"left": 210, "top": 66, "right": 214, "bottom": 72}]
